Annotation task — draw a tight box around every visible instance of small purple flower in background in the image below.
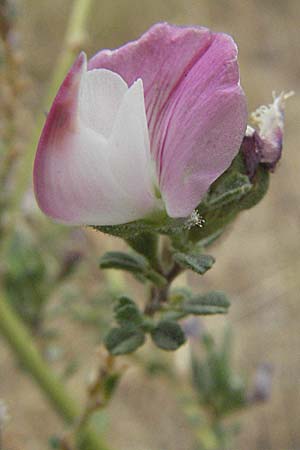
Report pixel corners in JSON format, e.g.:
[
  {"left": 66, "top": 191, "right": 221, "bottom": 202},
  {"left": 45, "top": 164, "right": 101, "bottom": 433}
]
[
  {"left": 0, "top": 400, "right": 9, "bottom": 432},
  {"left": 34, "top": 23, "right": 247, "bottom": 226},
  {"left": 247, "top": 363, "right": 273, "bottom": 404},
  {"left": 242, "top": 91, "right": 293, "bottom": 178}
]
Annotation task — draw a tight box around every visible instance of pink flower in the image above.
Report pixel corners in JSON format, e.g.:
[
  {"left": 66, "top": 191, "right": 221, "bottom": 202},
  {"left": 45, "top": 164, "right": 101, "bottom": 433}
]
[{"left": 34, "top": 23, "right": 247, "bottom": 226}]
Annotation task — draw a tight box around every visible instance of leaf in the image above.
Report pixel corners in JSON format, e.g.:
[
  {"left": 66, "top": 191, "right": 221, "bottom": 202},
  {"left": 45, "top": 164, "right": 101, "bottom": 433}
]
[
  {"left": 173, "top": 252, "right": 215, "bottom": 275},
  {"left": 160, "top": 310, "right": 187, "bottom": 322},
  {"left": 182, "top": 291, "right": 230, "bottom": 315},
  {"left": 99, "top": 251, "right": 166, "bottom": 287},
  {"left": 125, "top": 232, "right": 159, "bottom": 267},
  {"left": 237, "top": 165, "right": 270, "bottom": 210},
  {"left": 104, "top": 327, "right": 145, "bottom": 355},
  {"left": 95, "top": 212, "right": 187, "bottom": 240},
  {"left": 169, "top": 287, "right": 193, "bottom": 304},
  {"left": 114, "top": 298, "right": 143, "bottom": 328},
  {"left": 202, "top": 172, "right": 252, "bottom": 212},
  {"left": 99, "top": 251, "right": 148, "bottom": 273},
  {"left": 191, "top": 355, "right": 214, "bottom": 400},
  {"left": 189, "top": 155, "right": 270, "bottom": 245},
  {"left": 144, "top": 269, "right": 167, "bottom": 287},
  {"left": 151, "top": 320, "right": 186, "bottom": 351}
]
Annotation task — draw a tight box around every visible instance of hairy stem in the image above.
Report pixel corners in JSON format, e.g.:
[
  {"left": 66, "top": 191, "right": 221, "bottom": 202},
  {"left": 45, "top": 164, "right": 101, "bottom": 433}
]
[{"left": 144, "top": 261, "right": 183, "bottom": 316}]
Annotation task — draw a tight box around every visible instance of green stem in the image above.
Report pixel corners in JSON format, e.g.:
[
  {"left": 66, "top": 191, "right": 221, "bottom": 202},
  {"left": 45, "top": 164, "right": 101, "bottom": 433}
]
[{"left": 0, "top": 292, "right": 111, "bottom": 450}]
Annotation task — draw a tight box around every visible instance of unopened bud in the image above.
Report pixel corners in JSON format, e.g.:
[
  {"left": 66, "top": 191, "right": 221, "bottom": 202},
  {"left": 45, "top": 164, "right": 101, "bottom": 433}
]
[{"left": 242, "top": 92, "right": 293, "bottom": 177}]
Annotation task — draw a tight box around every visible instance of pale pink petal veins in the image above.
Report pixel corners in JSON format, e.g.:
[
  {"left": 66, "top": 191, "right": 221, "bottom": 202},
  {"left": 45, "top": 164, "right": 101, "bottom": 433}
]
[
  {"left": 89, "top": 23, "right": 247, "bottom": 217},
  {"left": 34, "top": 53, "right": 160, "bottom": 225},
  {"left": 88, "top": 23, "right": 213, "bottom": 165}
]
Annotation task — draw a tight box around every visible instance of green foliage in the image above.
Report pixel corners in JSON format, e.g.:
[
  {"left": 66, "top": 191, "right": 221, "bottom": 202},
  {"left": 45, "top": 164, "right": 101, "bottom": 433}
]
[
  {"left": 182, "top": 291, "right": 230, "bottom": 315},
  {"left": 94, "top": 213, "right": 187, "bottom": 240},
  {"left": 104, "top": 296, "right": 146, "bottom": 355},
  {"left": 104, "top": 296, "right": 189, "bottom": 354},
  {"left": 191, "top": 329, "right": 247, "bottom": 417},
  {"left": 173, "top": 252, "right": 215, "bottom": 275},
  {"left": 99, "top": 251, "right": 166, "bottom": 286},
  {"left": 103, "top": 372, "right": 122, "bottom": 401},
  {"left": 162, "top": 289, "right": 230, "bottom": 321},
  {"left": 183, "top": 327, "right": 256, "bottom": 449},
  {"left": 3, "top": 232, "right": 49, "bottom": 332},
  {"left": 104, "top": 327, "right": 145, "bottom": 355},
  {"left": 125, "top": 231, "right": 159, "bottom": 268},
  {"left": 151, "top": 320, "right": 186, "bottom": 351},
  {"left": 189, "top": 157, "right": 270, "bottom": 245},
  {"left": 114, "top": 296, "right": 143, "bottom": 327},
  {"left": 101, "top": 151, "right": 270, "bottom": 361},
  {"left": 202, "top": 172, "right": 252, "bottom": 211},
  {"left": 99, "top": 251, "right": 147, "bottom": 273}
]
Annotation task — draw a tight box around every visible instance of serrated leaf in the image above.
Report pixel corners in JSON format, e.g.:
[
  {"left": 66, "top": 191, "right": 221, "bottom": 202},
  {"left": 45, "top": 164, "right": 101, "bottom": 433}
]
[
  {"left": 105, "top": 327, "right": 145, "bottom": 355},
  {"left": 182, "top": 291, "right": 230, "bottom": 315},
  {"left": 151, "top": 320, "right": 186, "bottom": 351},
  {"left": 173, "top": 252, "right": 215, "bottom": 275}
]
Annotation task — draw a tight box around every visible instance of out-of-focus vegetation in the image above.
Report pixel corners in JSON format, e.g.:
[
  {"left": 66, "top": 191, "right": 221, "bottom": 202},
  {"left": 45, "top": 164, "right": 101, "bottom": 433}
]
[{"left": 0, "top": 0, "right": 299, "bottom": 449}]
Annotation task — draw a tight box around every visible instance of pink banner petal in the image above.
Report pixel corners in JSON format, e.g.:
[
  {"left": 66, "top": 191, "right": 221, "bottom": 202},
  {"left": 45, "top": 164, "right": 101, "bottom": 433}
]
[{"left": 89, "top": 23, "right": 247, "bottom": 217}]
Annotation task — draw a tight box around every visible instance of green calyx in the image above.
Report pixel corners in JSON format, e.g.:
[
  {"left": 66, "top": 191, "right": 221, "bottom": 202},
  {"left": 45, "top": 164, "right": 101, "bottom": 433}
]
[{"left": 94, "top": 152, "right": 270, "bottom": 251}]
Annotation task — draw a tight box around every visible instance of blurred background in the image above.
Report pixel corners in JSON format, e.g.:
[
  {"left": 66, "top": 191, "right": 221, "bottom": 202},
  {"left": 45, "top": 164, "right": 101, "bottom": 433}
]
[{"left": 0, "top": 0, "right": 299, "bottom": 449}]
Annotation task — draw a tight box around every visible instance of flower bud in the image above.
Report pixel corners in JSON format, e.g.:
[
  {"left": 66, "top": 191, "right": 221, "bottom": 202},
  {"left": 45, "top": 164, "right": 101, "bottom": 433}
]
[{"left": 242, "top": 92, "right": 293, "bottom": 178}]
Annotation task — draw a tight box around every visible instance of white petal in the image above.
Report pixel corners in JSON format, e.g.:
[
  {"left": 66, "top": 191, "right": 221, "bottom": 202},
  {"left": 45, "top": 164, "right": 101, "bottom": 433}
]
[
  {"left": 34, "top": 55, "right": 161, "bottom": 226},
  {"left": 79, "top": 68, "right": 128, "bottom": 137},
  {"left": 108, "top": 79, "right": 160, "bottom": 208}
]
